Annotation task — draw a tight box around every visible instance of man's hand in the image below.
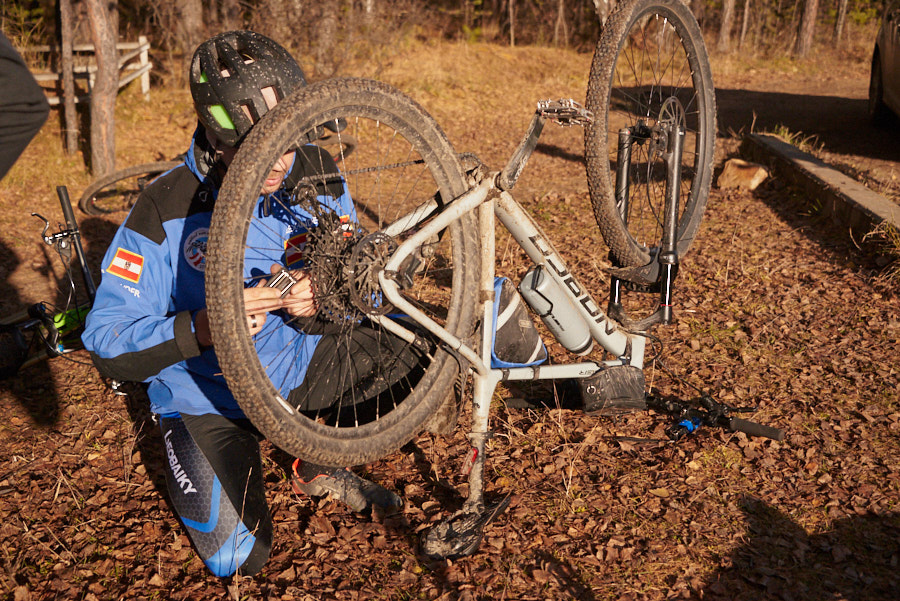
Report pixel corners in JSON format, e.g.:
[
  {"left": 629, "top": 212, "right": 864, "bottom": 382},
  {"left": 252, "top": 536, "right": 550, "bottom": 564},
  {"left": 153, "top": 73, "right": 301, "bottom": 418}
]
[
  {"left": 193, "top": 266, "right": 316, "bottom": 347},
  {"left": 269, "top": 264, "right": 317, "bottom": 318},
  {"left": 244, "top": 285, "right": 284, "bottom": 335}
]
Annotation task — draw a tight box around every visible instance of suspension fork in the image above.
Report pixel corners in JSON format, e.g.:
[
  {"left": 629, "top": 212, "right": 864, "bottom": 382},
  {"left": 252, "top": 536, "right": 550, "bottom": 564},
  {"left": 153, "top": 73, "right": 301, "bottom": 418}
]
[
  {"left": 609, "top": 126, "right": 636, "bottom": 310},
  {"left": 608, "top": 123, "right": 684, "bottom": 330}
]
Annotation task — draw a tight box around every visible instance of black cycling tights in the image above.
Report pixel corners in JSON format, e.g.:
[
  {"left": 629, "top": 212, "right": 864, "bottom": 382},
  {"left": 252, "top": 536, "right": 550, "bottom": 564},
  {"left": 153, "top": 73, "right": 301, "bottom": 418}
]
[
  {"left": 158, "top": 413, "right": 271, "bottom": 577},
  {"left": 157, "top": 326, "right": 422, "bottom": 577}
]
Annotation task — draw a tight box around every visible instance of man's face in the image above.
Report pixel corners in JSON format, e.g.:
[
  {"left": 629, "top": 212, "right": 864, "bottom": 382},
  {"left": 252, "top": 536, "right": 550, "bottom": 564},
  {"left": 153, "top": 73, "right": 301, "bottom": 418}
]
[
  {"left": 260, "top": 150, "right": 296, "bottom": 195},
  {"left": 208, "top": 82, "right": 295, "bottom": 195}
]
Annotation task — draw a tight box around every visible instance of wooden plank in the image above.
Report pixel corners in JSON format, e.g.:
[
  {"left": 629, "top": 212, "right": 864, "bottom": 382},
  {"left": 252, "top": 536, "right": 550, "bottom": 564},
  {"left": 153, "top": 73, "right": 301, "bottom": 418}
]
[{"left": 26, "top": 38, "right": 152, "bottom": 102}]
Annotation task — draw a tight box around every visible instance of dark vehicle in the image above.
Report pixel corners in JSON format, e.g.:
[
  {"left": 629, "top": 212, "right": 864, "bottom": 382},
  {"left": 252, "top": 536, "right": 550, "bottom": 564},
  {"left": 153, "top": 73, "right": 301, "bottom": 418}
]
[{"left": 870, "top": 0, "right": 900, "bottom": 123}]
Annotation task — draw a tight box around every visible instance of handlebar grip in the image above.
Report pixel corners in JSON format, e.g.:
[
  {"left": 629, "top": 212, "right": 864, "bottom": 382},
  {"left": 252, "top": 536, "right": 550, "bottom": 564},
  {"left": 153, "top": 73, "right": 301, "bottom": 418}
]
[
  {"left": 57, "top": 186, "right": 78, "bottom": 230},
  {"left": 728, "top": 417, "right": 785, "bottom": 441}
]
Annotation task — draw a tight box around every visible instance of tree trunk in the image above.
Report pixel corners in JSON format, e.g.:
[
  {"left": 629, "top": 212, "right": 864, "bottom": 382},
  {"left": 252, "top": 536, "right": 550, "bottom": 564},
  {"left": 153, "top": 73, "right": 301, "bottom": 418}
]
[
  {"left": 215, "top": 0, "right": 242, "bottom": 31},
  {"left": 176, "top": 0, "right": 204, "bottom": 82},
  {"left": 591, "top": 0, "right": 612, "bottom": 27},
  {"left": 316, "top": 0, "right": 339, "bottom": 76},
  {"left": 691, "top": 0, "right": 706, "bottom": 27},
  {"left": 718, "top": 0, "right": 736, "bottom": 52},
  {"left": 84, "top": 0, "right": 118, "bottom": 175},
  {"left": 833, "top": 0, "right": 849, "bottom": 44},
  {"left": 58, "top": 0, "right": 78, "bottom": 155},
  {"left": 795, "top": 0, "right": 818, "bottom": 58},
  {"left": 509, "top": 0, "right": 515, "bottom": 47},
  {"left": 739, "top": 0, "right": 751, "bottom": 50},
  {"left": 554, "top": 0, "right": 569, "bottom": 46}
]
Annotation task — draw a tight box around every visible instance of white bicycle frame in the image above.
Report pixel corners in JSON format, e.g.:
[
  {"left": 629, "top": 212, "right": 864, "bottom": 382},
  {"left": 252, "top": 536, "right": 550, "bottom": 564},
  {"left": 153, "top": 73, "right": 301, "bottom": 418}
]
[{"left": 375, "top": 171, "right": 648, "bottom": 507}]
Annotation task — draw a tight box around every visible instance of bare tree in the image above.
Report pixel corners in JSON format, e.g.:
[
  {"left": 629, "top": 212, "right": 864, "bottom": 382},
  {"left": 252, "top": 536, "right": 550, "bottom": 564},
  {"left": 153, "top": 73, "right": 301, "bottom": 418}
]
[
  {"left": 215, "top": 0, "right": 243, "bottom": 31},
  {"left": 316, "top": 0, "right": 339, "bottom": 76},
  {"left": 509, "top": 0, "right": 516, "bottom": 47},
  {"left": 176, "top": 0, "right": 204, "bottom": 80},
  {"left": 84, "top": 0, "right": 118, "bottom": 175},
  {"left": 592, "top": 0, "right": 615, "bottom": 27},
  {"left": 833, "top": 0, "right": 849, "bottom": 44},
  {"left": 691, "top": 0, "right": 706, "bottom": 27},
  {"left": 739, "top": 0, "right": 751, "bottom": 50},
  {"left": 718, "top": 0, "right": 736, "bottom": 52},
  {"left": 58, "top": 0, "right": 78, "bottom": 155},
  {"left": 363, "top": 0, "right": 376, "bottom": 27},
  {"left": 795, "top": 0, "right": 818, "bottom": 58},
  {"left": 554, "top": 0, "right": 569, "bottom": 46}
]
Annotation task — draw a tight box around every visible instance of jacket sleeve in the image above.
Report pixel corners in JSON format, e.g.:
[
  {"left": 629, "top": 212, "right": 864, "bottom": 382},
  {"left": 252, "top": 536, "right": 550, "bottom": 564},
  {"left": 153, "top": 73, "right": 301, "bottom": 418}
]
[
  {"left": 81, "top": 208, "right": 201, "bottom": 382},
  {"left": 0, "top": 32, "right": 50, "bottom": 180}
]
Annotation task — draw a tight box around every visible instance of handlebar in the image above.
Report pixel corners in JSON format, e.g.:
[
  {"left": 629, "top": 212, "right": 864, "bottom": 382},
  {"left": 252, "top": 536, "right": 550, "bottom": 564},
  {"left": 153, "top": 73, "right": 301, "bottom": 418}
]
[
  {"left": 648, "top": 393, "right": 785, "bottom": 442},
  {"left": 728, "top": 417, "right": 785, "bottom": 441}
]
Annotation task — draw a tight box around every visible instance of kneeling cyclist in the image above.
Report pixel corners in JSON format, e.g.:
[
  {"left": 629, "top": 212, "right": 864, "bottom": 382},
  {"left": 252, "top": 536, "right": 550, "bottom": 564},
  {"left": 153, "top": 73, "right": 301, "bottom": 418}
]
[{"left": 83, "top": 31, "right": 404, "bottom": 578}]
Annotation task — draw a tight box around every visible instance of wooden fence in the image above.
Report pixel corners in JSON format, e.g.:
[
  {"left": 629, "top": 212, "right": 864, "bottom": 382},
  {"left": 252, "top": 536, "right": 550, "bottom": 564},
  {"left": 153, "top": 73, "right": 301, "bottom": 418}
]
[{"left": 25, "top": 36, "right": 151, "bottom": 106}]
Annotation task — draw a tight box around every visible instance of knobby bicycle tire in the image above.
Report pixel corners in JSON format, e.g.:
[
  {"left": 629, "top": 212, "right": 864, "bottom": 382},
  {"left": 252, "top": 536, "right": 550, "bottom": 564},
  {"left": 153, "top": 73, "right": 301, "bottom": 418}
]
[
  {"left": 207, "top": 77, "right": 479, "bottom": 467},
  {"left": 585, "top": 0, "right": 716, "bottom": 270},
  {"left": 78, "top": 161, "right": 182, "bottom": 215}
]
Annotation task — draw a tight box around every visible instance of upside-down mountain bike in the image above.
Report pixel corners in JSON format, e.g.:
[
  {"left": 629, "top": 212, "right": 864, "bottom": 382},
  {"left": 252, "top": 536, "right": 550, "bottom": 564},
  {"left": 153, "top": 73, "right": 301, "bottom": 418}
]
[{"left": 202, "top": 0, "right": 783, "bottom": 559}]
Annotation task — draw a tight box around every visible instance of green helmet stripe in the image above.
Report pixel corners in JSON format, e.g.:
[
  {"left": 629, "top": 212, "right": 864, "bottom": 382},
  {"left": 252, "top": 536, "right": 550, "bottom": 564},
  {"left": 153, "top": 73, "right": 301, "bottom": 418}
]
[
  {"left": 209, "top": 104, "right": 236, "bottom": 130},
  {"left": 200, "top": 72, "right": 236, "bottom": 131}
]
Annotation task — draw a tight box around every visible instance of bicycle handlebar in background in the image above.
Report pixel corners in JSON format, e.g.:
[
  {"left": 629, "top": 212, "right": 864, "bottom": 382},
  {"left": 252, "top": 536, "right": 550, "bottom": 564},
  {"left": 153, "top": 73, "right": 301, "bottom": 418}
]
[
  {"left": 728, "top": 417, "right": 785, "bottom": 441},
  {"left": 56, "top": 186, "right": 97, "bottom": 303}
]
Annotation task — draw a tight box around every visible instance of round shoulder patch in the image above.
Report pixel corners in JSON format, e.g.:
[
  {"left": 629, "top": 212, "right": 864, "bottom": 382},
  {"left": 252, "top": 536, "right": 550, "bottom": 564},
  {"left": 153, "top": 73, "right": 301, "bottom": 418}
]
[{"left": 183, "top": 228, "right": 209, "bottom": 271}]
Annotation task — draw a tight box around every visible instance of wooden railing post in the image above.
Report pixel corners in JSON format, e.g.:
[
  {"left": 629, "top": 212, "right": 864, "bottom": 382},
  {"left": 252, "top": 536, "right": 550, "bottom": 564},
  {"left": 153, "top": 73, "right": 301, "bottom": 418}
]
[{"left": 138, "top": 35, "right": 149, "bottom": 100}]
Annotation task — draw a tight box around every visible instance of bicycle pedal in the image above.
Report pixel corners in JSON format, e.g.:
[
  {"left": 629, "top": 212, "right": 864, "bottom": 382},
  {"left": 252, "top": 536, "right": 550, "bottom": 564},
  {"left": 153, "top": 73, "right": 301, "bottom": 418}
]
[{"left": 536, "top": 99, "right": 593, "bottom": 126}]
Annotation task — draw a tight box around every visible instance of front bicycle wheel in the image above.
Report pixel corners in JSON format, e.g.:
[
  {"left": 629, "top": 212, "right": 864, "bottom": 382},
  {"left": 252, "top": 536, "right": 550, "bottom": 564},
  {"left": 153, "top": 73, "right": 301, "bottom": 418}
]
[
  {"left": 78, "top": 161, "right": 182, "bottom": 215},
  {"left": 207, "top": 78, "right": 479, "bottom": 467},
  {"left": 585, "top": 0, "right": 716, "bottom": 271}
]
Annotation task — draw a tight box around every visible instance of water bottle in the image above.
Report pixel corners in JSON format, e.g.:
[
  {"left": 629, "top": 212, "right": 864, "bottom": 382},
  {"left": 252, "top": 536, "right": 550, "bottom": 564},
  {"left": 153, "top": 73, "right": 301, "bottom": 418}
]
[{"left": 518, "top": 266, "right": 593, "bottom": 355}]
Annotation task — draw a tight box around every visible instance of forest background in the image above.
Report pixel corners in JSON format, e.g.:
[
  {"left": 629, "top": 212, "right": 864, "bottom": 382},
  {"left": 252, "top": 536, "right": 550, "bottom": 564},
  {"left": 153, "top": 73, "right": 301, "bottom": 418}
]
[
  {"left": 1, "top": 1, "right": 898, "bottom": 600},
  {"left": 0, "top": 0, "right": 887, "bottom": 177}
]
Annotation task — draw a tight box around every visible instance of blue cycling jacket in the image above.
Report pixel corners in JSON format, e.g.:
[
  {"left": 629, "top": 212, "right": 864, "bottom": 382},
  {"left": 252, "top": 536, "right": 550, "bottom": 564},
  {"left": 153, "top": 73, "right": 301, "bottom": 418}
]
[{"left": 82, "top": 130, "right": 354, "bottom": 418}]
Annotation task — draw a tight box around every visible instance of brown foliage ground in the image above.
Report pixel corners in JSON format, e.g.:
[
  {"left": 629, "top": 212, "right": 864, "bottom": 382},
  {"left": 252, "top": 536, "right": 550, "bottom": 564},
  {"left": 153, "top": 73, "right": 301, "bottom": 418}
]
[{"left": 0, "top": 39, "right": 898, "bottom": 600}]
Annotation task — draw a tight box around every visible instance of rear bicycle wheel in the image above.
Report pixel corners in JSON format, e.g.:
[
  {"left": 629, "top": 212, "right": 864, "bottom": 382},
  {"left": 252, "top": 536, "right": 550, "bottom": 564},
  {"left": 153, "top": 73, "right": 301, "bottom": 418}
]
[
  {"left": 78, "top": 161, "right": 182, "bottom": 215},
  {"left": 207, "top": 77, "right": 479, "bottom": 467},
  {"left": 585, "top": 0, "right": 716, "bottom": 270}
]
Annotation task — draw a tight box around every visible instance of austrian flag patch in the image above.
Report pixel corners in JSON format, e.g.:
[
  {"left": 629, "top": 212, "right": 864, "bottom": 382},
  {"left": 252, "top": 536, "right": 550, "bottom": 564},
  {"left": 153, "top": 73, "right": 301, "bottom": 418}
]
[
  {"left": 284, "top": 232, "right": 307, "bottom": 267},
  {"left": 108, "top": 248, "right": 144, "bottom": 283}
]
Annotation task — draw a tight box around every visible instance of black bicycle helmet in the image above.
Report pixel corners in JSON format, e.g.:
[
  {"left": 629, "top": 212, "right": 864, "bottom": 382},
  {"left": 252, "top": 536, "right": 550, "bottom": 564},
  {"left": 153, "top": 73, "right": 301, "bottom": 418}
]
[{"left": 190, "top": 31, "right": 307, "bottom": 147}]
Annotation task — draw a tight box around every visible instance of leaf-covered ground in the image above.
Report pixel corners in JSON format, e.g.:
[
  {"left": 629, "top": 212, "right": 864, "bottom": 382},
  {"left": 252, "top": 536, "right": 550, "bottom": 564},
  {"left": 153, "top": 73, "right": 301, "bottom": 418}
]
[{"left": 1, "top": 41, "right": 898, "bottom": 600}]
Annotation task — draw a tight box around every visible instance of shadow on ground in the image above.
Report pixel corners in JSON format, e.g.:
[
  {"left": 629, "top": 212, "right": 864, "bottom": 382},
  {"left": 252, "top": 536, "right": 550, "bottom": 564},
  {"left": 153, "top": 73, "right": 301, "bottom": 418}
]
[
  {"left": 700, "top": 496, "right": 900, "bottom": 601},
  {"left": 716, "top": 87, "right": 900, "bottom": 162}
]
